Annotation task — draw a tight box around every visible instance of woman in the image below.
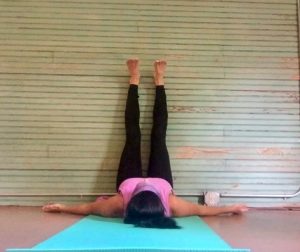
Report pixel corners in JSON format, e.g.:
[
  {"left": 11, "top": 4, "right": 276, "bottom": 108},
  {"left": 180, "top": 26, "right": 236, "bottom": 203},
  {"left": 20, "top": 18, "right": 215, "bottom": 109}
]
[{"left": 43, "top": 59, "right": 248, "bottom": 228}]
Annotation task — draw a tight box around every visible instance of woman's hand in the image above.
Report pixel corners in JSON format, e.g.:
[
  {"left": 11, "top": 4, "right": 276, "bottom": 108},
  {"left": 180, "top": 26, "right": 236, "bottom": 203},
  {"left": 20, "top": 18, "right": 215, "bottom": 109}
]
[
  {"left": 230, "top": 204, "right": 249, "bottom": 214},
  {"left": 42, "top": 203, "right": 64, "bottom": 213}
]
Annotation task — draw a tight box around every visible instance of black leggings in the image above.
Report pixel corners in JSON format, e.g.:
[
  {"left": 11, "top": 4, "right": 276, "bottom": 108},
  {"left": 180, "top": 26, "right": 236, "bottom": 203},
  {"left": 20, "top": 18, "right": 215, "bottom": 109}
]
[{"left": 116, "top": 85, "right": 173, "bottom": 190}]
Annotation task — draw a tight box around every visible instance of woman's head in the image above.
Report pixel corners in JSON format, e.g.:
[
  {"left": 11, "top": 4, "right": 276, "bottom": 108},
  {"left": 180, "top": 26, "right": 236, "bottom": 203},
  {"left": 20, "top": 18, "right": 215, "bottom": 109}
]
[{"left": 124, "top": 190, "right": 180, "bottom": 229}]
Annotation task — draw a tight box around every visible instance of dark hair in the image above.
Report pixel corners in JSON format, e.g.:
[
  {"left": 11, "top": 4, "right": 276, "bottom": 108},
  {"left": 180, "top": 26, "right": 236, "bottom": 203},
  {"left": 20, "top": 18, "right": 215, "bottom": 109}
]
[{"left": 124, "top": 190, "right": 180, "bottom": 229}]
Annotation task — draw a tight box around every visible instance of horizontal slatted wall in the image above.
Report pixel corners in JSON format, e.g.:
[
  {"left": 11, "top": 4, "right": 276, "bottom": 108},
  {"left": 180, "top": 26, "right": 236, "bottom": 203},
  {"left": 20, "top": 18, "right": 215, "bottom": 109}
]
[{"left": 0, "top": 0, "right": 299, "bottom": 206}]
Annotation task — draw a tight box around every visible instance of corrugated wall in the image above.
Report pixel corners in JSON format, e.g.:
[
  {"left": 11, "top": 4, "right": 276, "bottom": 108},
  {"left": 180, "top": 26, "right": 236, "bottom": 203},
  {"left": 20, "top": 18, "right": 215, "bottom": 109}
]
[{"left": 0, "top": 0, "right": 299, "bottom": 206}]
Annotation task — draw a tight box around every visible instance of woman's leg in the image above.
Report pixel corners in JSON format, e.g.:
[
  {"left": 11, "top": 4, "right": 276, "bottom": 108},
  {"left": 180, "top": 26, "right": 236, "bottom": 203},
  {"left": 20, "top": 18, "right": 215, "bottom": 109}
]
[
  {"left": 116, "top": 59, "right": 142, "bottom": 190},
  {"left": 147, "top": 60, "right": 173, "bottom": 187}
]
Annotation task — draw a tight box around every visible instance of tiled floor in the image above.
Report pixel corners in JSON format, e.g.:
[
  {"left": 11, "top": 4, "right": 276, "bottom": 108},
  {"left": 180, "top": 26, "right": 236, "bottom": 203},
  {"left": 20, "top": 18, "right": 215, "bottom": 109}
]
[{"left": 1, "top": 206, "right": 300, "bottom": 252}]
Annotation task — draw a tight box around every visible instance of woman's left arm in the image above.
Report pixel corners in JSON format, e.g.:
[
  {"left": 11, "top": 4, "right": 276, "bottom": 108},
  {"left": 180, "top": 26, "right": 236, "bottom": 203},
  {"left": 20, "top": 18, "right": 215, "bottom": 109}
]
[{"left": 169, "top": 194, "right": 248, "bottom": 217}]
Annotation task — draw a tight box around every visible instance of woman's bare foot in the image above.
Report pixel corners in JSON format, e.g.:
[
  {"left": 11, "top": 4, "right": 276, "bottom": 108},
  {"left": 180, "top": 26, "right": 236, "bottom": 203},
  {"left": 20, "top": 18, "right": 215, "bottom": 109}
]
[
  {"left": 126, "top": 59, "right": 140, "bottom": 85},
  {"left": 154, "top": 60, "right": 167, "bottom": 86},
  {"left": 42, "top": 203, "right": 64, "bottom": 213}
]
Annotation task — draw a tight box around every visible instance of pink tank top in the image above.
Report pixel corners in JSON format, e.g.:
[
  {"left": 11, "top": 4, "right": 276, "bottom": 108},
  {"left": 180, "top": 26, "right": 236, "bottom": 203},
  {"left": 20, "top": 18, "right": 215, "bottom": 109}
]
[{"left": 118, "top": 178, "right": 173, "bottom": 217}]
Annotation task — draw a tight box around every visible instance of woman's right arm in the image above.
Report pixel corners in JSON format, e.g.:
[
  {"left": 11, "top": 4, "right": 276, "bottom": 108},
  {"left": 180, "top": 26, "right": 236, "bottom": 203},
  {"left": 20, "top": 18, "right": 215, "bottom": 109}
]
[{"left": 42, "top": 194, "right": 124, "bottom": 217}]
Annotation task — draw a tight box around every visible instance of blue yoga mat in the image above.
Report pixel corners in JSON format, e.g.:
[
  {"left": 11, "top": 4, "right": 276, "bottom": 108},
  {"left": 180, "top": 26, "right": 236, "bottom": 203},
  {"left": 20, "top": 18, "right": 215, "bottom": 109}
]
[{"left": 7, "top": 215, "right": 250, "bottom": 252}]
